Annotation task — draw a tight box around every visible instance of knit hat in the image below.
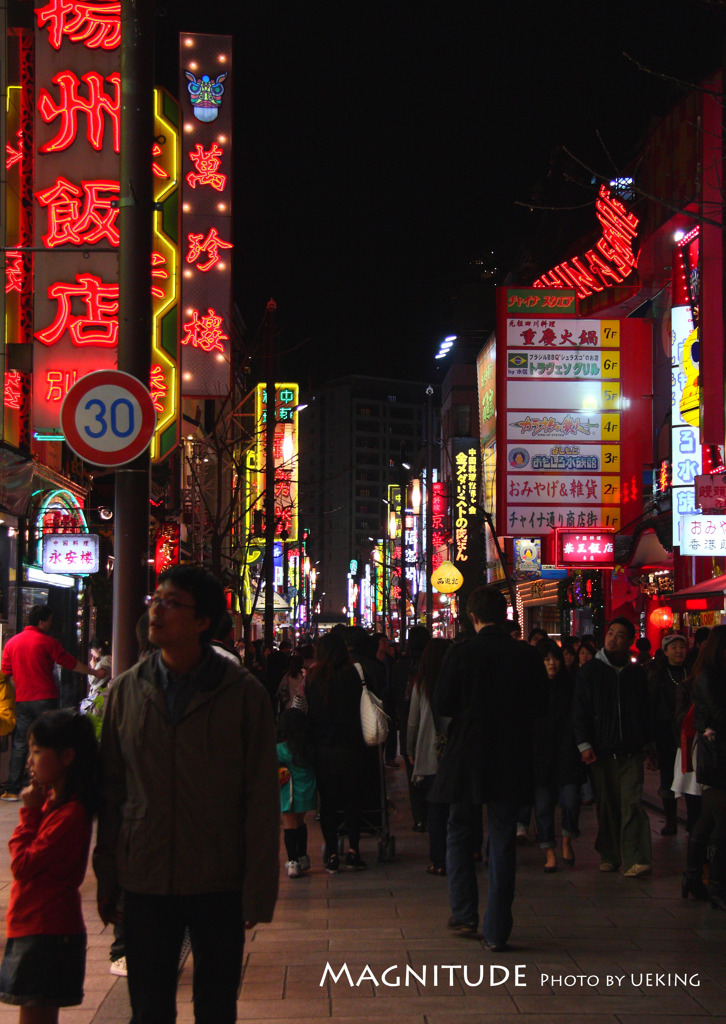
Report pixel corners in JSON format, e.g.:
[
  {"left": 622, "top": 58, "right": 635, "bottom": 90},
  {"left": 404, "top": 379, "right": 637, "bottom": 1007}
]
[{"left": 662, "top": 633, "right": 687, "bottom": 651}]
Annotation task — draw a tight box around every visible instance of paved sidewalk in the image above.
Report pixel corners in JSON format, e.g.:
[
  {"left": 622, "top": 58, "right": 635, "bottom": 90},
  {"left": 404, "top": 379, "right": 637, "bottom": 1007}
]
[{"left": 0, "top": 766, "right": 724, "bottom": 1023}]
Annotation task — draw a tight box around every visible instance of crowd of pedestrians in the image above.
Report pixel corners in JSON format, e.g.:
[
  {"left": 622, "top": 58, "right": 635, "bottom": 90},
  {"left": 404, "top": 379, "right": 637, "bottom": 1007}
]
[{"left": 0, "top": 579, "right": 725, "bottom": 1019}]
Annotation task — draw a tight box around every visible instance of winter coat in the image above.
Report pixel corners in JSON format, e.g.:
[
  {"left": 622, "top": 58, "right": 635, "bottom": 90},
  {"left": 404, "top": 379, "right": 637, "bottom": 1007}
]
[
  {"left": 432, "top": 625, "right": 548, "bottom": 805},
  {"left": 93, "top": 648, "right": 280, "bottom": 924},
  {"left": 573, "top": 650, "right": 652, "bottom": 757},
  {"left": 694, "top": 669, "right": 726, "bottom": 790},
  {"left": 532, "top": 669, "right": 584, "bottom": 788}
]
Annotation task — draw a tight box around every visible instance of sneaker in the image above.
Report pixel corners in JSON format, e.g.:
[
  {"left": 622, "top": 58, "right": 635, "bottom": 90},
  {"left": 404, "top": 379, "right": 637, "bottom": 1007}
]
[
  {"left": 0, "top": 792, "right": 19, "bottom": 802},
  {"left": 287, "top": 860, "right": 302, "bottom": 878},
  {"left": 299, "top": 854, "right": 311, "bottom": 872},
  {"left": 623, "top": 863, "right": 652, "bottom": 878},
  {"left": 599, "top": 862, "right": 617, "bottom": 872},
  {"left": 483, "top": 939, "right": 509, "bottom": 952},
  {"left": 344, "top": 851, "right": 368, "bottom": 871},
  {"left": 325, "top": 854, "right": 340, "bottom": 874},
  {"left": 110, "top": 957, "right": 127, "bottom": 977},
  {"left": 448, "top": 914, "right": 479, "bottom": 934}
]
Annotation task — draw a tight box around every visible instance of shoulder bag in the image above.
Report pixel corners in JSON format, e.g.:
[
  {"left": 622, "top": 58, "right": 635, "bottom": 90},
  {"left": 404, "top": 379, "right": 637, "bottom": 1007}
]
[{"left": 354, "top": 662, "right": 389, "bottom": 746}]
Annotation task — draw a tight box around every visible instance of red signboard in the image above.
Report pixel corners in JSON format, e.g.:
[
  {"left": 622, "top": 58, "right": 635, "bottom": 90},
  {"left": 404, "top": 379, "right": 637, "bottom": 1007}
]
[
  {"left": 555, "top": 528, "right": 615, "bottom": 568},
  {"left": 179, "top": 33, "right": 233, "bottom": 397}
]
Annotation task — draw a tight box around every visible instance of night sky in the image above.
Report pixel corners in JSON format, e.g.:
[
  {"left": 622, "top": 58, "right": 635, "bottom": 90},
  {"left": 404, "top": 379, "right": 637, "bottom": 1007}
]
[{"left": 156, "top": 1, "right": 724, "bottom": 386}]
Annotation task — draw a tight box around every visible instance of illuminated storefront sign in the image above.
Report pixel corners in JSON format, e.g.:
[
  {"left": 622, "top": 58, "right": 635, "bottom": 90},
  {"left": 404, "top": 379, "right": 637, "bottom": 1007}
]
[
  {"left": 495, "top": 287, "right": 652, "bottom": 538},
  {"left": 30, "top": 5, "right": 180, "bottom": 458},
  {"left": 679, "top": 515, "right": 726, "bottom": 556},
  {"left": 42, "top": 532, "right": 99, "bottom": 574},
  {"left": 695, "top": 472, "right": 726, "bottom": 512},
  {"left": 554, "top": 529, "right": 615, "bottom": 568},
  {"left": 431, "top": 481, "right": 449, "bottom": 573},
  {"left": 453, "top": 440, "right": 478, "bottom": 565},
  {"left": 532, "top": 185, "right": 640, "bottom": 300},
  {"left": 179, "top": 33, "right": 233, "bottom": 397},
  {"left": 514, "top": 538, "right": 541, "bottom": 578},
  {"left": 246, "top": 383, "right": 300, "bottom": 544}
]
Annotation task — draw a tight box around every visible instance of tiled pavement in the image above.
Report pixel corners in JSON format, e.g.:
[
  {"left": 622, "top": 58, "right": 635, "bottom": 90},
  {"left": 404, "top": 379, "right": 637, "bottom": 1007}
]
[{"left": 0, "top": 766, "right": 724, "bottom": 1023}]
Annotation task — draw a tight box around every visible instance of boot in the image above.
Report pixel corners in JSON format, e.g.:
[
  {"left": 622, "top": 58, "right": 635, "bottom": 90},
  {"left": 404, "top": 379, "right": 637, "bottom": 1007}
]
[
  {"left": 708, "top": 846, "right": 726, "bottom": 911},
  {"left": 660, "top": 797, "right": 678, "bottom": 835},
  {"left": 681, "top": 838, "right": 709, "bottom": 901}
]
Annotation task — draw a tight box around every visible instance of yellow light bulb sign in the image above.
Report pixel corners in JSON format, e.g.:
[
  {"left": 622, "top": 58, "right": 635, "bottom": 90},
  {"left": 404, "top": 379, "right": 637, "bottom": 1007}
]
[{"left": 431, "top": 560, "right": 464, "bottom": 594}]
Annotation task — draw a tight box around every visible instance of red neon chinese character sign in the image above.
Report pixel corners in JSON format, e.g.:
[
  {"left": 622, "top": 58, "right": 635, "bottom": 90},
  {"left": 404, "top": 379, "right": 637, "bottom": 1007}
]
[
  {"left": 5, "top": 252, "right": 24, "bottom": 293},
  {"left": 149, "top": 364, "right": 167, "bottom": 413},
  {"left": 45, "top": 369, "right": 79, "bottom": 402},
  {"left": 35, "top": 0, "right": 121, "bottom": 50},
  {"left": 37, "top": 70, "right": 120, "bottom": 153},
  {"left": 35, "top": 176, "right": 119, "bottom": 247},
  {"left": 181, "top": 308, "right": 228, "bottom": 352},
  {"left": 185, "top": 227, "right": 232, "bottom": 272},
  {"left": 35, "top": 273, "right": 118, "bottom": 347},
  {"left": 4, "top": 370, "right": 24, "bottom": 410},
  {"left": 186, "top": 143, "right": 227, "bottom": 191},
  {"left": 6, "top": 130, "right": 24, "bottom": 170}
]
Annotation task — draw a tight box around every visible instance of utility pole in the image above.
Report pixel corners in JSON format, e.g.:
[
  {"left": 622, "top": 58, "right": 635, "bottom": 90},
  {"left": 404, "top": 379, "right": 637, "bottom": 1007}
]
[
  {"left": 425, "top": 385, "right": 434, "bottom": 626},
  {"left": 113, "top": 0, "right": 154, "bottom": 672},
  {"left": 263, "top": 299, "right": 277, "bottom": 651}
]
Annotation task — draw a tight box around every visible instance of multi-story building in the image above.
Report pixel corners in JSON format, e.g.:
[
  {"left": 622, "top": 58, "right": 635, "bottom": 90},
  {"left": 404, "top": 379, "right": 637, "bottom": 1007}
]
[{"left": 301, "top": 375, "right": 432, "bottom": 620}]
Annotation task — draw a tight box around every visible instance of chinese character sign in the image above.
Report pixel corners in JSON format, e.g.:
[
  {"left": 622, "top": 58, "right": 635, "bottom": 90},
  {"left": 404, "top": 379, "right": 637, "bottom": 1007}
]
[
  {"left": 679, "top": 515, "right": 726, "bottom": 556},
  {"left": 33, "top": 0, "right": 121, "bottom": 434},
  {"left": 453, "top": 439, "right": 478, "bottom": 566},
  {"left": 246, "top": 383, "right": 300, "bottom": 544},
  {"left": 555, "top": 529, "right": 615, "bottom": 568},
  {"left": 180, "top": 33, "right": 233, "bottom": 397},
  {"left": 42, "top": 532, "right": 99, "bottom": 574}
]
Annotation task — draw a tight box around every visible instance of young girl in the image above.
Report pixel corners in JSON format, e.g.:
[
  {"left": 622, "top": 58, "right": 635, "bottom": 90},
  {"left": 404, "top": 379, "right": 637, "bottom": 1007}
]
[
  {"left": 277, "top": 709, "right": 317, "bottom": 878},
  {"left": 0, "top": 709, "right": 99, "bottom": 1023}
]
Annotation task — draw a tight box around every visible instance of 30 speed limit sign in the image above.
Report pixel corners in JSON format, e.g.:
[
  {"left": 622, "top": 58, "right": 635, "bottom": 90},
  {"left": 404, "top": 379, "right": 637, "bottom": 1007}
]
[{"left": 61, "top": 370, "right": 157, "bottom": 467}]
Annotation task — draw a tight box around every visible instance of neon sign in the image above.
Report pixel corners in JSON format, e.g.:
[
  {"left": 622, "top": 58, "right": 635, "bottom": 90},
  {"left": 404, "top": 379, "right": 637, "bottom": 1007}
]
[
  {"left": 37, "top": 70, "right": 121, "bottom": 153},
  {"left": 533, "top": 186, "right": 639, "bottom": 299},
  {"left": 35, "top": 1, "right": 121, "bottom": 51}
]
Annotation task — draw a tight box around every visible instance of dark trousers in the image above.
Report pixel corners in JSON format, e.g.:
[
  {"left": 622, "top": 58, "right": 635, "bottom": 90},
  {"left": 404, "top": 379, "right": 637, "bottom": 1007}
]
[
  {"left": 6, "top": 699, "right": 58, "bottom": 793},
  {"left": 124, "top": 890, "right": 245, "bottom": 1024},
  {"left": 588, "top": 753, "right": 652, "bottom": 870}
]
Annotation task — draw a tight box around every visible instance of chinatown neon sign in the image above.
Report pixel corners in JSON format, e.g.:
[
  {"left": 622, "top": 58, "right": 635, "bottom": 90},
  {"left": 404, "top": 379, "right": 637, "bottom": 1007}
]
[{"left": 533, "top": 186, "right": 640, "bottom": 300}]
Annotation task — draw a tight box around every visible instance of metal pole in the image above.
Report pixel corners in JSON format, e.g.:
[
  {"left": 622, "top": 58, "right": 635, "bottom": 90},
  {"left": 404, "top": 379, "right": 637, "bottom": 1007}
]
[
  {"left": 113, "top": 0, "right": 154, "bottom": 673},
  {"left": 425, "top": 385, "right": 434, "bottom": 626},
  {"left": 263, "top": 300, "right": 277, "bottom": 651}
]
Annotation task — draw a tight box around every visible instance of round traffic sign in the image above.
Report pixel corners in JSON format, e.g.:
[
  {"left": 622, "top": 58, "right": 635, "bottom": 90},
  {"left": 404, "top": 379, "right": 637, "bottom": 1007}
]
[{"left": 61, "top": 370, "right": 157, "bottom": 467}]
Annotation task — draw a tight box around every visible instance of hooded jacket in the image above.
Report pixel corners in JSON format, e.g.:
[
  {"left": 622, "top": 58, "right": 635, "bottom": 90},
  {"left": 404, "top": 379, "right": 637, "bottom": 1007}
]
[
  {"left": 93, "top": 648, "right": 279, "bottom": 923},
  {"left": 573, "top": 649, "right": 651, "bottom": 757}
]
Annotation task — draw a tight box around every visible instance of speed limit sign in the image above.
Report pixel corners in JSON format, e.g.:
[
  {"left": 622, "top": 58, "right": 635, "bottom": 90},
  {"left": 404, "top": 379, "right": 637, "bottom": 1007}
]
[{"left": 61, "top": 370, "right": 157, "bottom": 467}]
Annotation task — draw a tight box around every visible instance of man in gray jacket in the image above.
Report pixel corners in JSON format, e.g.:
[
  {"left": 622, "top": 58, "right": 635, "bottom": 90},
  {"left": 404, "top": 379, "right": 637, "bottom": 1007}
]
[{"left": 94, "top": 567, "right": 279, "bottom": 1024}]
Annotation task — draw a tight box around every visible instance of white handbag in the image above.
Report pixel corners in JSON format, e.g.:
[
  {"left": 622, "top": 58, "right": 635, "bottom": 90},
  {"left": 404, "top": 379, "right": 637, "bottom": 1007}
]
[{"left": 354, "top": 662, "right": 389, "bottom": 746}]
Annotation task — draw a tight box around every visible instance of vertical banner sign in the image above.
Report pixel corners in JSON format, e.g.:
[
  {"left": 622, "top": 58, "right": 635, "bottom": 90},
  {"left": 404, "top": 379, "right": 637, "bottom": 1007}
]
[
  {"left": 477, "top": 334, "right": 501, "bottom": 582},
  {"left": 179, "top": 33, "right": 233, "bottom": 397},
  {"left": 246, "top": 384, "right": 300, "bottom": 544},
  {"left": 4, "top": 30, "right": 35, "bottom": 449},
  {"left": 32, "top": 0, "right": 121, "bottom": 435},
  {"left": 452, "top": 438, "right": 480, "bottom": 598},
  {"left": 150, "top": 89, "right": 181, "bottom": 462},
  {"left": 495, "top": 287, "right": 652, "bottom": 537},
  {"left": 431, "top": 481, "right": 448, "bottom": 573},
  {"left": 671, "top": 231, "right": 702, "bottom": 548}
]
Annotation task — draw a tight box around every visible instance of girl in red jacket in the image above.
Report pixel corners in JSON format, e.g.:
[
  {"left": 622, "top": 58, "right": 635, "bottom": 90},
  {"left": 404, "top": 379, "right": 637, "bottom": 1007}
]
[{"left": 0, "top": 709, "right": 99, "bottom": 1023}]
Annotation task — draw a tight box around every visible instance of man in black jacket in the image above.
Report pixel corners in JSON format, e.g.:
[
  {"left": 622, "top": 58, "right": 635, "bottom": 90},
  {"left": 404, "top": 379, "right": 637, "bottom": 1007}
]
[
  {"left": 433, "top": 586, "right": 547, "bottom": 951},
  {"left": 573, "top": 617, "right": 653, "bottom": 877}
]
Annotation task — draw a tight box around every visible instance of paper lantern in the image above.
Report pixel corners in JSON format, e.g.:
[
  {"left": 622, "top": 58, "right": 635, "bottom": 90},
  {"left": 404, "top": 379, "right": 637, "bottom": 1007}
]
[
  {"left": 649, "top": 606, "right": 673, "bottom": 630},
  {"left": 431, "top": 560, "right": 464, "bottom": 594}
]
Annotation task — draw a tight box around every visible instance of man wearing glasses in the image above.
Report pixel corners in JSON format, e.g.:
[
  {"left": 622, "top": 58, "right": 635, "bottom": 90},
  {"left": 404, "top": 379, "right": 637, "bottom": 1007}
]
[{"left": 94, "top": 566, "right": 279, "bottom": 1024}]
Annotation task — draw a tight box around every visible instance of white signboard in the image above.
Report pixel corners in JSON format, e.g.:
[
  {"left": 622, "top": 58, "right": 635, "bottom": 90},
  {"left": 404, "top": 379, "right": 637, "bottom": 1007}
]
[
  {"left": 672, "top": 306, "right": 701, "bottom": 546},
  {"left": 506, "top": 443, "right": 620, "bottom": 474},
  {"left": 505, "top": 318, "right": 619, "bottom": 350},
  {"left": 506, "top": 411, "right": 619, "bottom": 442},
  {"left": 507, "top": 380, "right": 620, "bottom": 411},
  {"left": 506, "top": 349, "right": 618, "bottom": 379},
  {"left": 695, "top": 473, "right": 726, "bottom": 511},
  {"left": 505, "top": 506, "right": 621, "bottom": 536},
  {"left": 680, "top": 515, "right": 726, "bottom": 556},
  {"left": 507, "top": 475, "right": 619, "bottom": 505},
  {"left": 42, "top": 533, "right": 99, "bottom": 575}
]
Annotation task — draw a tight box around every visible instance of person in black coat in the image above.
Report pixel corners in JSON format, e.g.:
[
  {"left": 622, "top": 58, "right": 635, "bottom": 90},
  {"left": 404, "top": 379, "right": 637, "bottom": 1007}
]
[
  {"left": 648, "top": 633, "right": 688, "bottom": 834},
  {"left": 433, "top": 586, "right": 547, "bottom": 951},
  {"left": 692, "top": 625, "right": 726, "bottom": 909},
  {"left": 533, "top": 640, "right": 584, "bottom": 872},
  {"left": 573, "top": 617, "right": 654, "bottom": 877}
]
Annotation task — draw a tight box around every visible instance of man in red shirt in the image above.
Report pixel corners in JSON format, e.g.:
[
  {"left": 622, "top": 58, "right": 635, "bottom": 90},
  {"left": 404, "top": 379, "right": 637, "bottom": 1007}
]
[{"left": 0, "top": 604, "right": 107, "bottom": 800}]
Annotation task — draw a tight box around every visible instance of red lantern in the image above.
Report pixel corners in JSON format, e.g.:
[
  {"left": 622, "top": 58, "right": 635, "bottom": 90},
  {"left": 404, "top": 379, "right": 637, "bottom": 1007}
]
[{"left": 649, "top": 606, "right": 673, "bottom": 630}]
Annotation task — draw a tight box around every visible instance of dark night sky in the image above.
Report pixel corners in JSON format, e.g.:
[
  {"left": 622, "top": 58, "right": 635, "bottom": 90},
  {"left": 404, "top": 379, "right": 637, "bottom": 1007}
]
[{"left": 155, "top": 1, "right": 724, "bottom": 385}]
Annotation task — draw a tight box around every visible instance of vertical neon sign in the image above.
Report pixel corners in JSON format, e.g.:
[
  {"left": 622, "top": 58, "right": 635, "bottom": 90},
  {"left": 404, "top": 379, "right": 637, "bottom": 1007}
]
[{"left": 179, "top": 34, "right": 233, "bottom": 397}]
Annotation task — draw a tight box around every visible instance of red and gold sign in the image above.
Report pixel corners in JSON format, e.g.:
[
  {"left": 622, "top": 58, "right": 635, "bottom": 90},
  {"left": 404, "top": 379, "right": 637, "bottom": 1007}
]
[{"left": 555, "top": 528, "right": 615, "bottom": 569}]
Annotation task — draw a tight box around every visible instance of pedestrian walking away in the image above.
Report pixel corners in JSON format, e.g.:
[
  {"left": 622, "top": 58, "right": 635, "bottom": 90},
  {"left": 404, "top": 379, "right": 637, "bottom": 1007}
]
[{"left": 432, "top": 586, "right": 547, "bottom": 951}]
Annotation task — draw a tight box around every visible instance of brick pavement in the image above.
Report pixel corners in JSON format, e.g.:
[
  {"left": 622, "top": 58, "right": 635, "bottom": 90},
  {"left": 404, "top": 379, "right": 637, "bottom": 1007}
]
[{"left": 0, "top": 766, "right": 723, "bottom": 1023}]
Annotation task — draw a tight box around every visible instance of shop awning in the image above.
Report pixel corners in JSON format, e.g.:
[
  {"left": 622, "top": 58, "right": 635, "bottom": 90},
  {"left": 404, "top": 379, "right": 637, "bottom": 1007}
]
[{"left": 670, "top": 574, "right": 726, "bottom": 602}]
